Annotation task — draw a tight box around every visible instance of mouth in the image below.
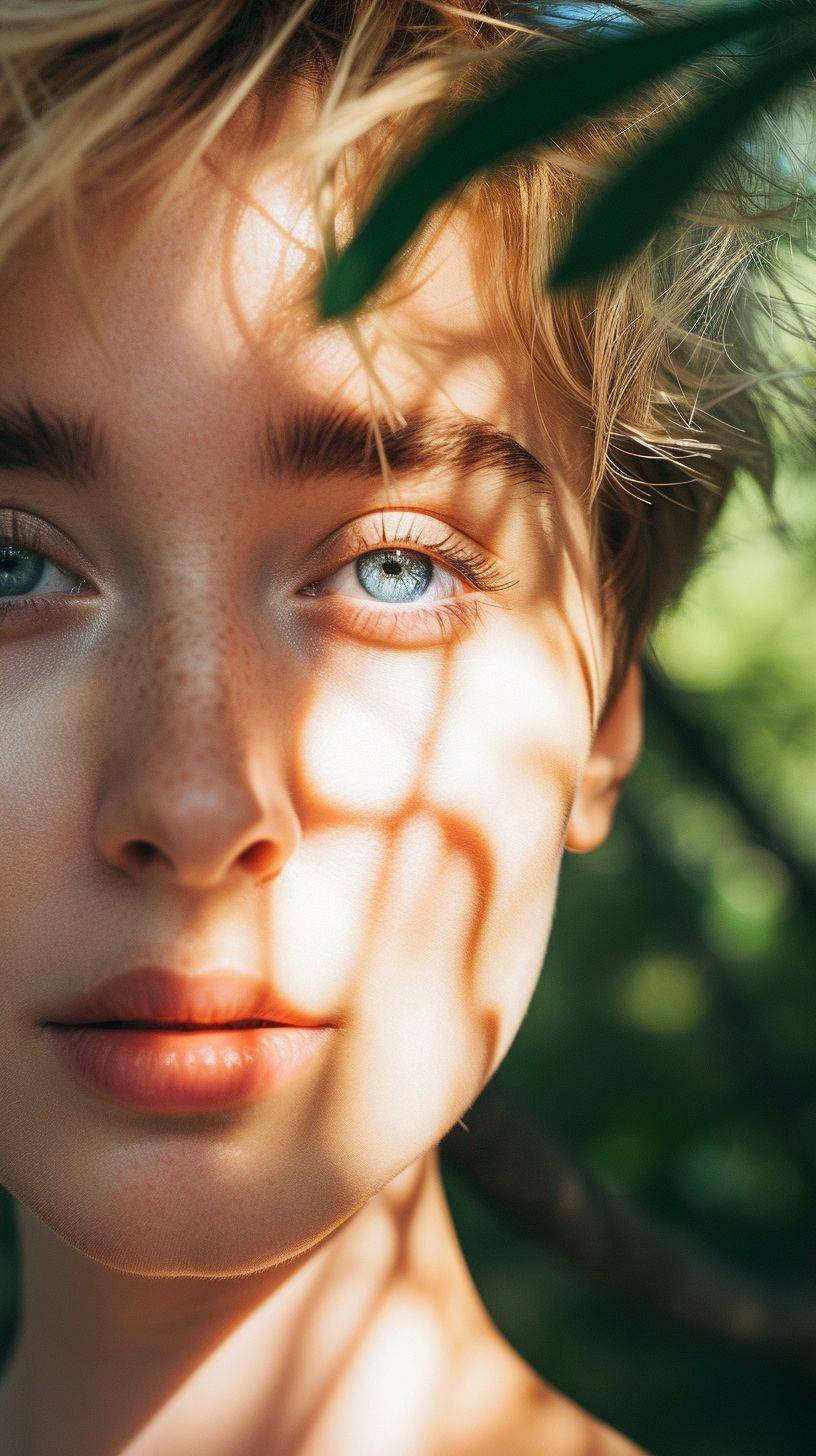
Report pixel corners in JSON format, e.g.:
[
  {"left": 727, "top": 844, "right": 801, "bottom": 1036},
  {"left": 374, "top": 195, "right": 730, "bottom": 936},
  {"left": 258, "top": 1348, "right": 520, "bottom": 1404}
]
[
  {"left": 39, "top": 965, "right": 333, "bottom": 1031},
  {"left": 39, "top": 966, "right": 336, "bottom": 1113},
  {"left": 46, "top": 1019, "right": 290, "bottom": 1031},
  {"left": 42, "top": 1019, "right": 334, "bottom": 1113}
]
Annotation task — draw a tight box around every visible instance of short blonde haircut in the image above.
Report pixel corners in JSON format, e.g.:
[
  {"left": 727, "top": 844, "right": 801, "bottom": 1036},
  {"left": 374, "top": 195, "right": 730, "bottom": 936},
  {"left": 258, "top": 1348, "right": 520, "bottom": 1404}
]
[{"left": 0, "top": 0, "right": 811, "bottom": 714}]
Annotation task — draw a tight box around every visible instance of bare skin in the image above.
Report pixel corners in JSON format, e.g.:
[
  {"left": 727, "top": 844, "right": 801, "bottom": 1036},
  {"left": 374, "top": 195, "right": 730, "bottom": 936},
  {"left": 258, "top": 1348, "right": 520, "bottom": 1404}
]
[
  {"left": 0, "top": 1152, "right": 645, "bottom": 1456},
  {"left": 0, "top": 86, "right": 647, "bottom": 1456}
]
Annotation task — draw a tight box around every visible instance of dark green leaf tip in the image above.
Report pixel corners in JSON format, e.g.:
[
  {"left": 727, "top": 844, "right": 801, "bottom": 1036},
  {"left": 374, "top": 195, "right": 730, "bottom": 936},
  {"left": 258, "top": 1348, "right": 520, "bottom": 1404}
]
[{"left": 317, "top": 249, "right": 364, "bottom": 321}]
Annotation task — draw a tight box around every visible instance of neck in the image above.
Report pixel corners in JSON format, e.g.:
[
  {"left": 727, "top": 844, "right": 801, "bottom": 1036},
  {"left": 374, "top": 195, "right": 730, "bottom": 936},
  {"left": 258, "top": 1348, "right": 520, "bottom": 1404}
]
[{"left": 0, "top": 1150, "right": 513, "bottom": 1456}]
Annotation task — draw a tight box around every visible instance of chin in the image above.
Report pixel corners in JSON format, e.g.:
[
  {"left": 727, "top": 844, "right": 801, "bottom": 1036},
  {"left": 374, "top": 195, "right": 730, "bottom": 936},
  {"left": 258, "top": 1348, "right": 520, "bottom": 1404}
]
[{"left": 4, "top": 1139, "right": 364, "bottom": 1279}]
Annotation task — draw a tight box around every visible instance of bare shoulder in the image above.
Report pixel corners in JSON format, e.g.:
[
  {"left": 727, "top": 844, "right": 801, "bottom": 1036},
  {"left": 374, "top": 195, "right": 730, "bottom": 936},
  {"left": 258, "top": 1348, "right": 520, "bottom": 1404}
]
[
  {"left": 506, "top": 1358, "right": 651, "bottom": 1456},
  {"left": 440, "top": 1334, "right": 651, "bottom": 1456}
]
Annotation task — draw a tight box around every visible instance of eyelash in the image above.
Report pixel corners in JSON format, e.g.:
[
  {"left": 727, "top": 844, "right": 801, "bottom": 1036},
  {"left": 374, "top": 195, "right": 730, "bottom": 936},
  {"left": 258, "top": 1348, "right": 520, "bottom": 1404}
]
[
  {"left": 300, "top": 513, "right": 518, "bottom": 645},
  {"left": 0, "top": 509, "right": 519, "bottom": 645}
]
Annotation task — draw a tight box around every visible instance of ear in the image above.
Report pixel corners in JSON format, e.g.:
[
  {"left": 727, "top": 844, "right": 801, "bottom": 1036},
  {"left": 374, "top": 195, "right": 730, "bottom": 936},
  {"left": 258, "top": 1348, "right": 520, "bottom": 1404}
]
[{"left": 565, "top": 661, "right": 643, "bottom": 854}]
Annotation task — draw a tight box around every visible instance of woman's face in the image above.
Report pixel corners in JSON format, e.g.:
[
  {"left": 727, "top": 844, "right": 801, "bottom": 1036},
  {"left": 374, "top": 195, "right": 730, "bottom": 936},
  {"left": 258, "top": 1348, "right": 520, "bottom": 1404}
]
[{"left": 0, "top": 122, "right": 611, "bottom": 1275}]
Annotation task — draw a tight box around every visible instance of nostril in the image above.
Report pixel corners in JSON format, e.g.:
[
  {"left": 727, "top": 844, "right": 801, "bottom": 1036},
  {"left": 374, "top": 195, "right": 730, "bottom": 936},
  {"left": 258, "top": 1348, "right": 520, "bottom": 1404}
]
[
  {"left": 112, "top": 835, "right": 283, "bottom": 885},
  {"left": 238, "top": 840, "right": 281, "bottom": 881}
]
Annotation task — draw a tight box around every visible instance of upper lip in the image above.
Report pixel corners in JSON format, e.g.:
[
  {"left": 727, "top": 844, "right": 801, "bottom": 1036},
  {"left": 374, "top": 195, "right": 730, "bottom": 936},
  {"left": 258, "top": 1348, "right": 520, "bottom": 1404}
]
[{"left": 40, "top": 967, "right": 332, "bottom": 1029}]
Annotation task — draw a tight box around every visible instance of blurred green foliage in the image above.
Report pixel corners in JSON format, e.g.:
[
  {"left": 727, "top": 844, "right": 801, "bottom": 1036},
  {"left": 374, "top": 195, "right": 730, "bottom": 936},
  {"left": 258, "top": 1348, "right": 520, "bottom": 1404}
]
[{"left": 443, "top": 450, "right": 816, "bottom": 1454}]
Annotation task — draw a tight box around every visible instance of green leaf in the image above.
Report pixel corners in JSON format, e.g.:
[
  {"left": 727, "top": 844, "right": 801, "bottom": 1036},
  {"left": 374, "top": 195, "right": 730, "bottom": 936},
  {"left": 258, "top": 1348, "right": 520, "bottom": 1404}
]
[
  {"left": 318, "top": 0, "right": 816, "bottom": 319},
  {"left": 547, "top": 40, "right": 816, "bottom": 290}
]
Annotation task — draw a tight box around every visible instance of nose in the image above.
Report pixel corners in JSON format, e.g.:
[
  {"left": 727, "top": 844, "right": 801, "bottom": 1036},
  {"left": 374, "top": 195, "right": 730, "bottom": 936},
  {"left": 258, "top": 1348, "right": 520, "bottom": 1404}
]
[
  {"left": 94, "top": 623, "right": 301, "bottom": 891},
  {"left": 97, "top": 781, "right": 297, "bottom": 889}
]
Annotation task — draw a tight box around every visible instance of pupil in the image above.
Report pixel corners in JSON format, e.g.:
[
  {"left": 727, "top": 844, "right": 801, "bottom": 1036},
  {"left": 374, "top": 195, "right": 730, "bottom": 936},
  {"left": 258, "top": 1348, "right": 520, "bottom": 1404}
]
[{"left": 0, "top": 547, "right": 45, "bottom": 597}]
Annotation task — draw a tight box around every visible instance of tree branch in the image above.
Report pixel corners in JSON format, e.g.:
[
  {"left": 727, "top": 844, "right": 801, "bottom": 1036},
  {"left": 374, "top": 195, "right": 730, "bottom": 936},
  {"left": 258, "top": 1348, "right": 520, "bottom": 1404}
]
[{"left": 441, "top": 1076, "right": 816, "bottom": 1386}]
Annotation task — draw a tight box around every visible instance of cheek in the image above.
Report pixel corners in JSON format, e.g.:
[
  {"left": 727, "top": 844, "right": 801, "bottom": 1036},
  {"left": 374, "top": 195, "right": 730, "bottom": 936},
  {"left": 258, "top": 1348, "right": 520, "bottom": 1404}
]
[
  {"left": 0, "top": 644, "right": 96, "bottom": 944},
  {"left": 285, "top": 618, "right": 587, "bottom": 1146}
]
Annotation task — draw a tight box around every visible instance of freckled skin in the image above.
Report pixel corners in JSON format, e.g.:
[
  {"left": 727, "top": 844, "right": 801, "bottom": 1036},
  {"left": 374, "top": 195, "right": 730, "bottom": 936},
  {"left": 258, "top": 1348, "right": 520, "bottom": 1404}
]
[{"left": 0, "top": 90, "right": 647, "bottom": 1456}]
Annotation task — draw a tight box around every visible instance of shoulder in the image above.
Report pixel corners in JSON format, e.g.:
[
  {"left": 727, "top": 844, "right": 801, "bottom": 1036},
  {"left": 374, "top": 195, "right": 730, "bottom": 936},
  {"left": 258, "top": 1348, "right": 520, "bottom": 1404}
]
[
  {"left": 505, "top": 1361, "right": 651, "bottom": 1456},
  {"left": 441, "top": 1336, "right": 652, "bottom": 1456}
]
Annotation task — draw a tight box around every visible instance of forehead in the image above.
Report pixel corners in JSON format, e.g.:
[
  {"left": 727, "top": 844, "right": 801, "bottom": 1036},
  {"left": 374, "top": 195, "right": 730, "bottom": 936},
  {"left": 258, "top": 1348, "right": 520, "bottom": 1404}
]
[{"left": 0, "top": 111, "right": 540, "bottom": 464}]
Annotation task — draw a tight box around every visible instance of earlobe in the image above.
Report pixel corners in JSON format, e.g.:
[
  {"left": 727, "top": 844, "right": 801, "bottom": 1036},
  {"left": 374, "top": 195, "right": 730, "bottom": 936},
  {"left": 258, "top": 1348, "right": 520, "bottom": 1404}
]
[{"left": 565, "top": 661, "right": 644, "bottom": 854}]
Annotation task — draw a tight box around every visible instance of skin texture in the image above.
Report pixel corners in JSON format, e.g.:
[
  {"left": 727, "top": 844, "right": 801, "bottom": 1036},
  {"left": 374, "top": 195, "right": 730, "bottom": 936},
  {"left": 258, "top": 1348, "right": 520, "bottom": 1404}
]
[{"left": 0, "top": 87, "right": 646, "bottom": 1456}]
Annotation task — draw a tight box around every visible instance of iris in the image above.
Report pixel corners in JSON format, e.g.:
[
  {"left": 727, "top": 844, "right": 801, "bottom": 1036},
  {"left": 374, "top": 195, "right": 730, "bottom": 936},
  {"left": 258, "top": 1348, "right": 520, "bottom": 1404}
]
[
  {"left": 355, "top": 548, "right": 433, "bottom": 604},
  {"left": 0, "top": 546, "right": 44, "bottom": 596}
]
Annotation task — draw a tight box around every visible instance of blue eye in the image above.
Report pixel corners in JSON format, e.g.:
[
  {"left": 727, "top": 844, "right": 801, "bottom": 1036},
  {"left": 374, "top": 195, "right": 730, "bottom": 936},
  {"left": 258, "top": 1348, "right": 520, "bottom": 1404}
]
[
  {"left": 0, "top": 546, "right": 48, "bottom": 597},
  {"left": 355, "top": 548, "right": 433, "bottom": 604},
  {"left": 0, "top": 516, "right": 89, "bottom": 617},
  {"left": 299, "top": 513, "right": 520, "bottom": 648}
]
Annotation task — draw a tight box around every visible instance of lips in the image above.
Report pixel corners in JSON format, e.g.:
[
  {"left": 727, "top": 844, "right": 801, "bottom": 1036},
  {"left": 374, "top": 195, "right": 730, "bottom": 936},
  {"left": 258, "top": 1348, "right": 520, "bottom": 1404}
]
[
  {"left": 40, "top": 966, "right": 336, "bottom": 1113},
  {"left": 40, "top": 965, "right": 331, "bottom": 1031}
]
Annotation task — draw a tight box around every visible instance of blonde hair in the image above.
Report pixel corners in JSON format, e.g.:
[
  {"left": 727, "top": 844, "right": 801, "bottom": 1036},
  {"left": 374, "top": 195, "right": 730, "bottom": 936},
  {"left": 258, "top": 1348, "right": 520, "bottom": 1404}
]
[{"left": 0, "top": 0, "right": 812, "bottom": 713}]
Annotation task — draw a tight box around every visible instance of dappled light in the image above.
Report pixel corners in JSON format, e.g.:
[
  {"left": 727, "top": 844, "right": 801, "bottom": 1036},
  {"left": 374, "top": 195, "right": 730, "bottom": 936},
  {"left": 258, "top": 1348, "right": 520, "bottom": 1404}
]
[
  {"left": 0, "top": 82, "right": 636, "bottom": 1456},
  {"left": 0, "top": 5, "right": 811, "bottom": 1453}
]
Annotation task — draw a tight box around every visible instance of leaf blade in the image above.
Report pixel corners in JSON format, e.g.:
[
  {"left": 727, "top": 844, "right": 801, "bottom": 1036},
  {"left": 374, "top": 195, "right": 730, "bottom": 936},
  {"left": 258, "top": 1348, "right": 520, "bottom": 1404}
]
[
  {"left": 318, "top": 0, "right": 816, "bottom": 319},
  {"left": 547, "top": 39, "right": 816, "bottom": 290}
]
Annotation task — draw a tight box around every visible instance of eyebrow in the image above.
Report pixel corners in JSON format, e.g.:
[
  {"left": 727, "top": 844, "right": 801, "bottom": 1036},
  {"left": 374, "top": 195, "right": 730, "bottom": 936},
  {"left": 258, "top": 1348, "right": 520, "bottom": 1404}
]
[
  {"left": 0, "top": 396, "right": 552, "bottom": 504},
  {"left": 0, "top": 398, "right": 112, "bottom": 490},
  {"left": 258, "top": 401, "right": 553, "bottom": 504}
]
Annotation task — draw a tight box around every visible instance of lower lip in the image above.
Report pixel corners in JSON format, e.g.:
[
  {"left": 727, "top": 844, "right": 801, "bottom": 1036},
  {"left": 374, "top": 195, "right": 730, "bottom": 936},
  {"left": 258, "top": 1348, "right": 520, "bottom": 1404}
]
[{"left": 43, "top": 1024, "right": 333, "bottom": 1113}]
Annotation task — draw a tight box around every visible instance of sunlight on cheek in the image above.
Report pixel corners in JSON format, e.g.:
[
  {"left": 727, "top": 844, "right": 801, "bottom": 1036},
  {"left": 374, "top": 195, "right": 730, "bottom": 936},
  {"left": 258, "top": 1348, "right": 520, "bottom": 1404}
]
[
  {"left": 297, "top": 660, "right": 440, "bottom": 813},
  {"left": 297, "top": 621, "right": 584, "bottom": 824},
  {"left": 270, "top": 620, "right": 583, "bottom": 1106},
  {"left": 349, "top": 815, "right": 477, "bottom": 1054},
  {"left": 421, "top": 620, "right": 585, "bottom": 879},
  {"left": 268, "top": 827, "right": 383, "bottom": 1002},
  {"left": 354, "top": 815, "right": 480, "bottom": 1018},
  {"left": 269, "top": 815, "right": 482, "bottom": 1062},
  {"left": 320, "top": 816, "right": 494, "bottom": 1162},
  {"left": 450, "top": 615, "right": 584, "bottom": 751},
  {"left": 285, "top": 624, "right": 580, "bottom": 1014}
]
